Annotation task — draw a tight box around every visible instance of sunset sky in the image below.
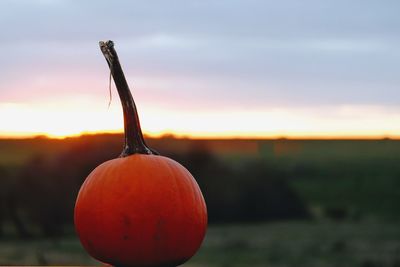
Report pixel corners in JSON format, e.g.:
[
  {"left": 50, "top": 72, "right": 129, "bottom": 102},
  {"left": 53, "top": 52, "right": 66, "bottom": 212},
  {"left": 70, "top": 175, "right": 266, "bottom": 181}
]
[{"left": 1, "top": 0, "right": 400, "bottom": 138}]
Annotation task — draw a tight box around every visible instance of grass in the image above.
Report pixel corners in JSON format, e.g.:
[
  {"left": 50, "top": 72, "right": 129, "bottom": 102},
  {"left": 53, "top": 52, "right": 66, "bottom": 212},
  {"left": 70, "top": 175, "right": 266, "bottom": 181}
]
[
  {"left": 1, "top": 221, "right": 400, "bottom": 267},
  {"left": 192, "top": 221, "right": 400, "bottom": 267}
]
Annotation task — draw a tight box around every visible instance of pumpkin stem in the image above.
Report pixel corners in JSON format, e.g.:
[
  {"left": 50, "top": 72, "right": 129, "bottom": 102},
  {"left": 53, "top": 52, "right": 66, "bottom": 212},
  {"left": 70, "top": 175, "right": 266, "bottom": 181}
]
[{"left": 99, "top": 40, "right": 156, "bottom": 157}]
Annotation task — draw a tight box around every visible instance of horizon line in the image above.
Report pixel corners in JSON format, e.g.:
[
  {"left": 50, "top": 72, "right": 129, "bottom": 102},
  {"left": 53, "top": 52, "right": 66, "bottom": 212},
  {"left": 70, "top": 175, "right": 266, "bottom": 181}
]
[{"left": 0, "top": 131, "right": 398, "bottom": 141}]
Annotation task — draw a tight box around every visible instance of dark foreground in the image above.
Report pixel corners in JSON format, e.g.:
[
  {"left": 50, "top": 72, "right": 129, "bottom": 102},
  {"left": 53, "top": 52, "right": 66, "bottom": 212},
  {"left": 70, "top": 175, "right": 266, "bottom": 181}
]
[
  {"left": 1, "top": 136, "right": 400, "bottom": 266},
  {"left": 1, "top": 221, "right": 399, "bottom": 267}
]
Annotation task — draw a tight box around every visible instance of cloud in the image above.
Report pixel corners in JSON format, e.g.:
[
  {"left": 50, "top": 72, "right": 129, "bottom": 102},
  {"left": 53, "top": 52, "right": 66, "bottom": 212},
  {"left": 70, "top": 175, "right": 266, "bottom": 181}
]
[{"left": 0, "top": 0, "right": 399, "bottom": 109}]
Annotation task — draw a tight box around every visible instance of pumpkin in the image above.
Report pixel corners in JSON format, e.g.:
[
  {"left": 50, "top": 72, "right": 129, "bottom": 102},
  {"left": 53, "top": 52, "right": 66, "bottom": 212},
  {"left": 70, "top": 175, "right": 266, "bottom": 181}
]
[{"left": 74, "top": 40, "right": 207, "bottom": 267}]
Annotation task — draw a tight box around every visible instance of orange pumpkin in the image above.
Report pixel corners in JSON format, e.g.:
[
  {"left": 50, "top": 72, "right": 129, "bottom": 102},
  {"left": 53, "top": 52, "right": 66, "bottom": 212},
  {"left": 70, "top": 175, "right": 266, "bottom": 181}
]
[{"left": 74, "top": 40, "right": 207, "bottom": 267}]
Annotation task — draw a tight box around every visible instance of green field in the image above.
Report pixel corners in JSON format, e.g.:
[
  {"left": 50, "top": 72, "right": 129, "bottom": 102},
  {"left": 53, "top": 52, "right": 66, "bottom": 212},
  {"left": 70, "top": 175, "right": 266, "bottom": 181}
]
[
  {"left": 1, "top": 136, "right": 400, "bottom": 266},
  {"left": 209, "top": 138, "right": 400, "bottom": 221},
  {"left": 1, "top": 222, "right": 400, "bottom": 267}
]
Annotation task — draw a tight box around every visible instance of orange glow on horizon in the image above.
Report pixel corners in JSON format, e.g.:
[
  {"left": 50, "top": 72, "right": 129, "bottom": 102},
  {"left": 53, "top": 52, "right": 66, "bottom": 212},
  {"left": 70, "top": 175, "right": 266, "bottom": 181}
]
[
  {"left": 1, "top": 129, "right": 399, "bottom": 141},
  {"left": 1, "top": 100, "right": 400, "bottom": 140}
]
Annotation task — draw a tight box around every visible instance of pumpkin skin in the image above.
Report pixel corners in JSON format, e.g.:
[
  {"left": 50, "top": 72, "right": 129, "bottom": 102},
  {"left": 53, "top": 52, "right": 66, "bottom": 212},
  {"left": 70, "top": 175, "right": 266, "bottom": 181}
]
[
  {"left": 75, "top": 40, "right": 207, "bottom": 266},
  {"left": 75, "top": 154, "right": 207, "bottom": 267}
]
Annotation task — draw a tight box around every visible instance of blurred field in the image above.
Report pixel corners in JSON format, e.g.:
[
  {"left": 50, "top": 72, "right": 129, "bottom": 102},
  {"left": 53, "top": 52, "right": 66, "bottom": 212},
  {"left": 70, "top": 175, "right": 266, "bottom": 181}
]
[
  {"left": 1, "top": 221, "right": 400, "bottom": 267},
  {"left": 0, "top": 135, "right": 399, "bottom": 266},
  {"left": 257, "top": 139, "right": 400, "bottom": 220}
]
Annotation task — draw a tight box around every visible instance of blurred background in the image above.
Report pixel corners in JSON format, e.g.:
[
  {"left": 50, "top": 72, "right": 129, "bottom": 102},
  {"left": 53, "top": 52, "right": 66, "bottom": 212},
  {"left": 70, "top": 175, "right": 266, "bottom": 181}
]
[{"left": 1, "top": 1, "right": 400, "bottom": 266}]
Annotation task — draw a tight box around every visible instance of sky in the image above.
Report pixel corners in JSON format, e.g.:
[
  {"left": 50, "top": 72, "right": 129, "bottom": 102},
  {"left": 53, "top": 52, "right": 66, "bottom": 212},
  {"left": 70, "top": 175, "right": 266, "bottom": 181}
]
[{"left": 1, "top": 0, "right": 400, "bottom": 138}]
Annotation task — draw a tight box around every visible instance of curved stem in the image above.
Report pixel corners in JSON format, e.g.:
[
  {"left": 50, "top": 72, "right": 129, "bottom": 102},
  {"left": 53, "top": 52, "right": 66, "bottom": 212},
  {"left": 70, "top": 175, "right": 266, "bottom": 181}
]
[{"left": 99, "top": 40, "right": 155, "bottom": 157}]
